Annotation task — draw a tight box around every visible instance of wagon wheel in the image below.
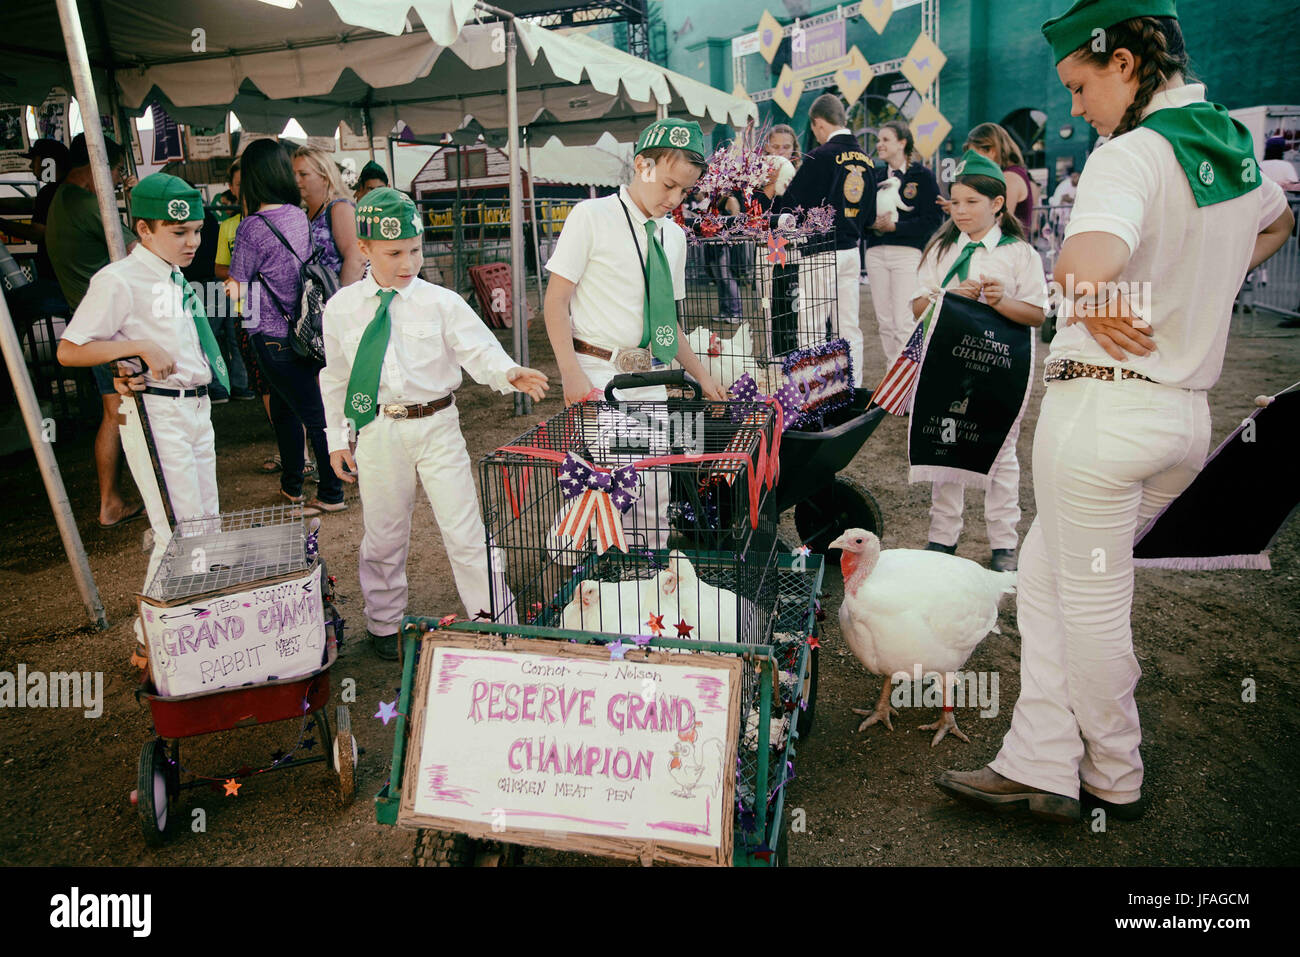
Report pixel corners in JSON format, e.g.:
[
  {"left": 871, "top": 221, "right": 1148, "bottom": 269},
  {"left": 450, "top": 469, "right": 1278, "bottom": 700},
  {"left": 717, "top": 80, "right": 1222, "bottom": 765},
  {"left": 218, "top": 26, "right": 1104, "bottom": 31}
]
[
  {"left": 137, "top": 739, "right": 173, "bottom": 847},
  {"left": 413, "top": 829, "right": 481, "bottom": 867},
  {"left": 333, "top": 705, "right": 357, "bottom": 806},
  {"left": 795, "top": 620, "right": 820, "bottom": 742},
  {"left": 794, "top": 475, "right": 883, "bottom": 555}
]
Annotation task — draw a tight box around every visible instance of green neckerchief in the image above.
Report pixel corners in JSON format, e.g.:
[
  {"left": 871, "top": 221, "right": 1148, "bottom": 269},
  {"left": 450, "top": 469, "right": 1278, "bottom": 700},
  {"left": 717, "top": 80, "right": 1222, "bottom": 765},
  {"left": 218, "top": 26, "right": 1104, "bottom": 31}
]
[
  {"left": 942, "top": 232, "right": 1019, "bottom": 285},
  {"left": 171, "top": 269, "right": 230, "bottom": 391},
  {"left": 641, "top": 219, "right": 678, "bottom": 362},
  {"left": 345, "top": 288, "right": 398, "bottom": 431},
  {"left": 1138, "top": 102, "right": 1261, "bottom": 207}
]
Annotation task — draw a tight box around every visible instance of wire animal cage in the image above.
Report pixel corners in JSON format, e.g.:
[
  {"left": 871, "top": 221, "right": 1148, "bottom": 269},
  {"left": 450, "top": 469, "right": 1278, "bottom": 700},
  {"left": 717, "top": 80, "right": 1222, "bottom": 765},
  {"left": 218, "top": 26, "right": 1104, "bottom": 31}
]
[
  {"left": 143, "top": 505, "right": 310, "bottom": 602},
  {"left": 479, "top": 398, "right": 781, "bottom": 645},
  {"left": 680, "top": 226, "right": 843, "bottom": 398}
]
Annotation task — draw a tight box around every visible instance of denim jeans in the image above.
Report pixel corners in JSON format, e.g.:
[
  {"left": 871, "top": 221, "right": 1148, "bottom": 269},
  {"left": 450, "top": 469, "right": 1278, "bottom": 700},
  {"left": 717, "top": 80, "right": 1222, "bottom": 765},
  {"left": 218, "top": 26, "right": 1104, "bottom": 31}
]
[
  {"left": 209, "top": 296, "right": 249, "bottom": 393},
  {"left": 250, "top": 333, "right": 343, "bottom": 505},
  {"left": 703, "top": 244, "right": 741, "bottom": 317}
]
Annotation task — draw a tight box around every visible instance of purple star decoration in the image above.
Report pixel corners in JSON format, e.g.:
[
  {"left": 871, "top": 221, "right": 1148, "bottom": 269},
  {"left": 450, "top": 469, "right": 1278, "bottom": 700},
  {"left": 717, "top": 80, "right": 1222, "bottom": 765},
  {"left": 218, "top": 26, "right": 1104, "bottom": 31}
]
[{"left": 727, "top": 373, "right": 802, "bottom": 429}]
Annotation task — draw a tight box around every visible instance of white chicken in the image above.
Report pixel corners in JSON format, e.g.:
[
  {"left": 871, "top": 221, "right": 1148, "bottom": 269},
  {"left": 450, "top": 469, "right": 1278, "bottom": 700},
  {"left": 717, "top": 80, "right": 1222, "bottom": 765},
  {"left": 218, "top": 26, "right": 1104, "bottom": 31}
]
[
  {"left": 643, "top": 550, "right": 749, "bottom": 645},
  {"left": 559, "top": 578, "right": 649, "bottom": 636},
  {"left": 875, "top": 176, "right": 914, "bottom": 227},
  {"left": 708, "top": 323, "right": 753, "bottom": 393},
  {"left": 829, "top": 529, "right": 1016, "bottom": 746}
]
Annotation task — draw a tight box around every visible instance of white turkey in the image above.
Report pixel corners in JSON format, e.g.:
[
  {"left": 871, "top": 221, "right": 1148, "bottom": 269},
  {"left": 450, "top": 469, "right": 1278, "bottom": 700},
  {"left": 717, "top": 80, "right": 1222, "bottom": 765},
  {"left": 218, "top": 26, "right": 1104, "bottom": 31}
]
[
  {"left": 559, "top": 578, "right": 648, "bottom": 636},
  {"left": 829, "top": 529, "right": 1016, "bottom": 746}
]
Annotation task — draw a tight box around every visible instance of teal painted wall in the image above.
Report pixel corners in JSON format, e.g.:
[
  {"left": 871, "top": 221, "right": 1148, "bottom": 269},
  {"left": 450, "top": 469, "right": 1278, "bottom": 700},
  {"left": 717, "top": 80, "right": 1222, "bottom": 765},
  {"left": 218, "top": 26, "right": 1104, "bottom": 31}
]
[{"left": 656, "top": 0, "right": 1300, "bottom": 190}]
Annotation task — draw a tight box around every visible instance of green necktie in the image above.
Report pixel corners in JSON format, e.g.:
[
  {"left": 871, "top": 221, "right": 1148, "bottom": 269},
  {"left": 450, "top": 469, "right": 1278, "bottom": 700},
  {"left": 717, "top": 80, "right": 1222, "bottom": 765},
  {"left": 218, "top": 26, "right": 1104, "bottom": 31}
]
[
  {"left": 344, "top": 288, "right": 397, "bottom": 431},
  {"left": 171, "top": 269, "right": 229, "bottom": 391},
  {"left": 640, "top": 220, "right": 678, "bottom": 363},
  {"left": 942, "top": 233, "right": 1018, "bottom": 285}
]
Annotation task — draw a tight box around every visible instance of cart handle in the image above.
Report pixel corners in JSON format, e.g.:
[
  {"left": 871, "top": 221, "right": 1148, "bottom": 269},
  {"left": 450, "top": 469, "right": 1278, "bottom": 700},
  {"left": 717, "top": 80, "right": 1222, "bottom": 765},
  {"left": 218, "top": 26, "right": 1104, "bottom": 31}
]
[{"left": 603, "top": 369, "right": 699, "bottom": 402}]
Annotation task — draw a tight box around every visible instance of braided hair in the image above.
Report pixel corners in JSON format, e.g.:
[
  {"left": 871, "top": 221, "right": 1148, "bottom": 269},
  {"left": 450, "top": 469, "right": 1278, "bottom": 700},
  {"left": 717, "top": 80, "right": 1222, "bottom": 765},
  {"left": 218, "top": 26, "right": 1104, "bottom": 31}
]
[{"left": 1072, "top": 16, "right": 1190, "bottom": 137}]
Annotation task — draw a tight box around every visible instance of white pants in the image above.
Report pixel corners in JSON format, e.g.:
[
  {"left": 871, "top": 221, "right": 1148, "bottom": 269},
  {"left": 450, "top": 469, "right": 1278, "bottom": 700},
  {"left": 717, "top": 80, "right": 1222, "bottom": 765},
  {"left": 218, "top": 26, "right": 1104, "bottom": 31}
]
[
  {"left": 576, "top": 353, "right": 669, "bottom": 551},
  {"left": 836, "top": 247, "right": 865, "bottom": 386},
  {"left": 140, "top": 392, "right": 219, "bottom": 531},
  {"left": 355, "top": 403, "right": 494, "bottom": 634},
  {"left": 865, "top": 245, "right": 923, "bottom": 365},
  {"left": 990, "top": 377, "right": 1211, "bottom": 802},
  {"left": 929, "top": 418, "right": 1023, "bottom": 550}
]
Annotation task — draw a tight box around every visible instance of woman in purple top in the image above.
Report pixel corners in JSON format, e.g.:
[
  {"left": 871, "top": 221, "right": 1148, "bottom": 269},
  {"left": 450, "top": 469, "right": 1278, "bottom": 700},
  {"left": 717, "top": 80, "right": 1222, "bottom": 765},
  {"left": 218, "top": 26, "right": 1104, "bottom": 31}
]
[
  {"left": 228, "top": 139, "right": 345, "bottom": 512},
  {"left": 292, "top": 146, "right": 364, "bottom": 285},
  {"left": 965, "top": 123, "right": 1037, "bottom": 232}
]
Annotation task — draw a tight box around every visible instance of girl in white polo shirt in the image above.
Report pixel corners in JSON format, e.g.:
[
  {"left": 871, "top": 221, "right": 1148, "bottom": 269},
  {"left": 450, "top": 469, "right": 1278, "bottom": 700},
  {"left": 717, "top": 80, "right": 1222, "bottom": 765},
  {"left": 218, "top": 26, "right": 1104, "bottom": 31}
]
[
  {"left": 937, "top": 0, "right": 1294, "bottom": 824},
  {"left": 911, "top": 150, "right": 1048, "bottom": 573}
]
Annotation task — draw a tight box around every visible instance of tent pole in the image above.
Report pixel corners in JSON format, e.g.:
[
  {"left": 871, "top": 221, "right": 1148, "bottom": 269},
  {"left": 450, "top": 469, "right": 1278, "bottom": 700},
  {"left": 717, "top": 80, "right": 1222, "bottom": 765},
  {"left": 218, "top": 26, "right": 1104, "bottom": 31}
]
[
  {"left": 387, "top": 134, "right": 397, "bottom": 190},
  {"left": 524, "top": 128, "right": 544, "bottom": 313},
  {"left": 363, "top": 104, "right": 377, "bottom": 162},
  {"left": 505, "top": 19, "right": 530, "bottom": 416},
  {"left": 13, "top": 0, "right": 114, "bottom": 630}
]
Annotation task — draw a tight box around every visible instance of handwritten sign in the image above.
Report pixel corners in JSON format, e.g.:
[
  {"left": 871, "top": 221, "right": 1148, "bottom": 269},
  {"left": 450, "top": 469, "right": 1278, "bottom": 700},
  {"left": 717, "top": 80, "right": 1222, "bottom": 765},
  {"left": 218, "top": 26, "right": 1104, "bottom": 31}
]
[
  {"left": 398, "top": 636, "right": 742, "bottom": 866},
  {"left": 139, "top": 565, "right": 326, "bottom": 697}
]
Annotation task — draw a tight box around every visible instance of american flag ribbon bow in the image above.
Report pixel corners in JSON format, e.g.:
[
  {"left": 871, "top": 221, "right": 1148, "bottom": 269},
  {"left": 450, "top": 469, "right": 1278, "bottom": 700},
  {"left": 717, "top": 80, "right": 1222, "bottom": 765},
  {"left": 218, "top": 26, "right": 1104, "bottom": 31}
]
[{"left": 556, "top": 452, "right": 639, "bottom": 555}]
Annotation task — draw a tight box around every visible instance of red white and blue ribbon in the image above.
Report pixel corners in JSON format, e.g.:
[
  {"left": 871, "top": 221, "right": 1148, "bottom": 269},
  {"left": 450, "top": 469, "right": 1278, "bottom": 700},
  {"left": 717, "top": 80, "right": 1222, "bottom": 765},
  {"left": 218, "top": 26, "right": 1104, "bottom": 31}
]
[
  {"left": 728, "top": 372, "right": 802, "bottom": 430},
  {"left": 556, "top": 452, "right": 639, "bottom": 555}
]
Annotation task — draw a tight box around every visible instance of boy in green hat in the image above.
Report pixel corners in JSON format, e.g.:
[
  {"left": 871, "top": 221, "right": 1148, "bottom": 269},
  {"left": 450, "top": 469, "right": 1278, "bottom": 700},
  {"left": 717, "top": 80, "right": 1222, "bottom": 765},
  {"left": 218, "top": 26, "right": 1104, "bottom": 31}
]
[
  {"left": 58, "top": 172, "right": 228, "bottom": 529},
  {"left": 320, "top": 187, "right": 548, "bottom": 659},
  {"left": 544, "top": 117, "right": 724, "bottom": 407}
]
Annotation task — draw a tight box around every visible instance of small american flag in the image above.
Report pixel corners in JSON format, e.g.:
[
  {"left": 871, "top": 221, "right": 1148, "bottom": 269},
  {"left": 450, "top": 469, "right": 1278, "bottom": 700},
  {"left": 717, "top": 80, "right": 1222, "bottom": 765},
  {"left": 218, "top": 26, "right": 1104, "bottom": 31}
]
[{"left": 872, "top": 316, "right": 928, "bottom": 415}]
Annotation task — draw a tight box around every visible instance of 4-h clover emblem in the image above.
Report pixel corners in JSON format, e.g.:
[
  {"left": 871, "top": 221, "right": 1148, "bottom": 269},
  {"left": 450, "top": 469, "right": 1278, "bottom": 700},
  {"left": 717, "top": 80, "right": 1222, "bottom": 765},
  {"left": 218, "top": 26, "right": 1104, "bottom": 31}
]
[
  {"left": 214, "top": 356, "right": 227, "bottom": 375},
  {"left": 350, "top": 392, "right": 373, "bottom": 414},
  {"left": 668, "top": 126, "right": 690, "bottom": 148},
  {"left": 411, "top": 210, "right": 423, "bottom": 233},
  {"left": 167, "top": 199, "right": 190, "bottom": 219},
  {"left": 379, "top": 216, "right": 402, "bottom": 239},
  {"left": 653, "top": 325, "right": 675, "bottom": 347},
  {"left": 1198, "top": 161, "right": 1215, "bottom": 186}
]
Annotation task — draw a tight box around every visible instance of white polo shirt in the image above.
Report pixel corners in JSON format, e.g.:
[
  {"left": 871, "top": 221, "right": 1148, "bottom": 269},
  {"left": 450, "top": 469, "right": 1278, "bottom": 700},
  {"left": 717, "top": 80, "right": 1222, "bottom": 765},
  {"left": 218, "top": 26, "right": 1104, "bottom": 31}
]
[
  {"left": 62, "top": 243, "right": 213, "bottom": 389},
  {"left": 915, "top": 223, "right": 1048, "bottom": 312},
  {"left": 545, "top": 185, "right": 687, "bottom": 351},
  {"left": 319, "top": 274, "right": 518, "bottom": 452},
  {"left": 1052, "top": 83, "right": 1290, "bottom": 390}
]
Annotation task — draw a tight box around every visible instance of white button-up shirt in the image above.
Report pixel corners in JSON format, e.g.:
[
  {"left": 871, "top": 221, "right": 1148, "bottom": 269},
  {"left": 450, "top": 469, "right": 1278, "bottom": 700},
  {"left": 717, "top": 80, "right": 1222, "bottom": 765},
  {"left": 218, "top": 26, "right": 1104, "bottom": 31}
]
[
  {"left": 320, "top": 274, "right": 518, "bottom": 452},
  {"left": 915, "top": 223, "right": 1048, "bottom": 311},
  {"left": 544, "top": 184, "right": 687, "bottom": 351},
  {"left": 1054, "top": 82, "right": 1290, "bottom": 389},
  {"left": 62, "top": 243, "right": 213, "bottom": 389}
]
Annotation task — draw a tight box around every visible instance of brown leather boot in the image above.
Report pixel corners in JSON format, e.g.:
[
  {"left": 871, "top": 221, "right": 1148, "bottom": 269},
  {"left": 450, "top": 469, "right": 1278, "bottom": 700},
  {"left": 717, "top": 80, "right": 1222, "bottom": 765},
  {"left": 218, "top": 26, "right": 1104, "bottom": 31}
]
[{"left": 935, "top": 766, "right": 1080, "bottom": 823}]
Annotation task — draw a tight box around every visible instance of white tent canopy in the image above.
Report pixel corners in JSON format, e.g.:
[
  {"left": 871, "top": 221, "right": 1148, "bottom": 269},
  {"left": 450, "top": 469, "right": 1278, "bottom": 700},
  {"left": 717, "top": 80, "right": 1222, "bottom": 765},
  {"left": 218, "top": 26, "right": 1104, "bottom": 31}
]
[{"left": 7, "top": 1, "right": 754, "bottom": 140}]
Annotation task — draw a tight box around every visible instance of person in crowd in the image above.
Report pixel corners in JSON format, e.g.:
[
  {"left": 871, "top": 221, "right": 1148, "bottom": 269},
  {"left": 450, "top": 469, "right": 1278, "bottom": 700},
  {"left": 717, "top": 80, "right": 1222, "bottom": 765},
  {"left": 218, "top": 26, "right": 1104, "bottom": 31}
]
[
  {"left": 911, "top": 150, "right": 1047, "bottom": 572},
  {"left": 44, "top": 134, "right": 142, "bottom": 528},
  {"left": 937, "top": 0, "right": 1294, "bottom": 825},
  {"left": 766, "top": 123, "right": 801, "bottom": 169},
  {"left": 212, "top": 164, "right": 241, "bottom": 222},
  {"left": 210, "top": 158, "right": 255, "bottom": 403},
  {"left": 354, "top": 160, "right": 390, "bottom": 201},
  {"left": 227, "top": 139, "right": 345, "bottom": 515},
  {"left": 963, "top": 122, "right": 1037, "bottom": 232},
  {"left": 320, "top": 188, "right": 548, "bottom": 659},
  {"left": 292, "top": 146, "right": 364, "bottom": 285},
  {"left": 865, "top": 119, "right": 944, "bottom": 363},
  {"left": 775, "top": 94, "right": 877, "bottom": 386},
  {"left": 1261, "top": 135, "right": 1298, "bottom": 188},
  {"left": 1, "top": 138, "right": 70, "bottom": 284},
  {"left": 57, "top": 174, "right": 226, "bottom": 528}
]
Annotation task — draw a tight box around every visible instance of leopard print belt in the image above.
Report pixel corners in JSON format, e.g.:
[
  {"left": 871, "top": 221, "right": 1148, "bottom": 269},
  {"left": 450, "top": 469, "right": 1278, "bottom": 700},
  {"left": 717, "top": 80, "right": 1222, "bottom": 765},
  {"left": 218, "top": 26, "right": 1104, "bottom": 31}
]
[{"left": 1043, "top": 358, "right": 1154, "bottom": 386}]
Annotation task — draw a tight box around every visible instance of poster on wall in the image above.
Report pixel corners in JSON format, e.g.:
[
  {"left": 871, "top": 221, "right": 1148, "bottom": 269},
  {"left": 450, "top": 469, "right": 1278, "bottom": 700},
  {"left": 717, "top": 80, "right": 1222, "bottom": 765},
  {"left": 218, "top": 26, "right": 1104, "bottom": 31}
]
[
  {"left": 37, "top": 89, "right": 70, "bottom": 145},
  {"left": 0, "top": 103, "right": 31, "bottom": 174},
  {"left": 398, "top": 634, "right": 743, "bottom": 866},
  {"left": 184, "top": 127, "right": 232, "bottom": 160},
  {"left": 151, "top": 103, "right": 184, "bottom": 164}
]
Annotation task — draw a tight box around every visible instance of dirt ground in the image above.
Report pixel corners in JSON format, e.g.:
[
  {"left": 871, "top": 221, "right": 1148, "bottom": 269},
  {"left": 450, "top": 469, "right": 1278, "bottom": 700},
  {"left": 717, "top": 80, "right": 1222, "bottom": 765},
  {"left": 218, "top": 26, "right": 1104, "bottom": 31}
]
[{"left": 1, "top": 283, "right": 1297, "bottom": 867}]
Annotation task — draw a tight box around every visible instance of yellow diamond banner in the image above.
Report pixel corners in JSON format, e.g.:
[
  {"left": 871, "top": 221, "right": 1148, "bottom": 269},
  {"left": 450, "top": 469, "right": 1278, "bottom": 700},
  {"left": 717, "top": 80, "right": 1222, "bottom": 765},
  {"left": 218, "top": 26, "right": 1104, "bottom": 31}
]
[
  {"left": 910, "top": 101, "right": 951, "bottom": 160},
  {"left": 757, "top": 10, "right": 783, "bottom": 65},
  {"left": 835, "top": 45, "right": 874, "bottom": 108},
  {"left": 772, "top": 64, "right": 804, "bottom": 118},
  {"left": 901, "top": 32, "right": 946, "bottom": 95},
  {"left": 861, "top": 0, "right": 893, "bottom": 35}
]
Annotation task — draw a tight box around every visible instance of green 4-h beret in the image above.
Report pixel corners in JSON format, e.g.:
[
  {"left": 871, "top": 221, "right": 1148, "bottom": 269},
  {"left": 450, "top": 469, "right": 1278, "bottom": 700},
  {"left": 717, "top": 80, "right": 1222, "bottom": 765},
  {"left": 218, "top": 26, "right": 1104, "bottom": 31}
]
[
  {"left": 1042, "top": 0, "right": 1179, "bottom": 64},
  {"left": 635, "top": 118, "right": 705, "bottom": 160},
  {"left": 954, "top": 149, "right": 1006, "bottom": 185},
  {"left": 132, "top": 173, "right": 204, "bottom": 222},
  {"left": 355, "top": 186, "right": 423, "bottom": 240}
]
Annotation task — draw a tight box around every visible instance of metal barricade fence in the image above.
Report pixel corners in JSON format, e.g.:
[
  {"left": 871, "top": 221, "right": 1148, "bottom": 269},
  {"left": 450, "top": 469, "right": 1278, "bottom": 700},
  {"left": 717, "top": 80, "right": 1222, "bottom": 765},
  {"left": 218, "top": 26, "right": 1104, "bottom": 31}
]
[
  {"left": 1238, "top": 197, "right": 1300, "bottom": 330},
  {"left": 415, "top": 197, "right": 577, "bottom": 301}
]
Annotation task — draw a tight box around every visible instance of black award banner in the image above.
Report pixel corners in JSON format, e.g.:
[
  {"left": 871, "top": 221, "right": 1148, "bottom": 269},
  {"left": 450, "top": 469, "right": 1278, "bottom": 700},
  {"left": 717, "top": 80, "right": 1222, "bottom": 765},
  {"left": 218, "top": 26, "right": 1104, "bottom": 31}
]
[
  {"left": 1134, "top": 389, "right": 1299, "bottom": 570},
  {"left": 908, "top": 292, "right": 1033, "bottom": 488}
]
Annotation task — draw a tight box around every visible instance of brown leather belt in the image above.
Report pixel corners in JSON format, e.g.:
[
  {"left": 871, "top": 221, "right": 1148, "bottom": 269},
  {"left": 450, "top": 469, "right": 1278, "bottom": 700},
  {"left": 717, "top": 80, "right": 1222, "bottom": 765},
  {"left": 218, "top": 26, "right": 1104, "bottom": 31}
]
[
  {"left": 1044, "top": 358, "right": 1154, "bottom": 385},
  {"left": 573, "top": 338, "right": 652, "bottom": 373},
  {"left": 379, "top": 394, "right": 454, "bottom": 420}
]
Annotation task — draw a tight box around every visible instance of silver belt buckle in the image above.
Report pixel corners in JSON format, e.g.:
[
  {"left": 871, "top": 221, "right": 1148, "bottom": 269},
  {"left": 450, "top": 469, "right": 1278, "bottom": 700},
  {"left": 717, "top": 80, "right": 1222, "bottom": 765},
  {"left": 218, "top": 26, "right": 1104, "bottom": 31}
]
[
  {"left": 614, "top": 347, "right": 652, "bottom": 374},
  {"left": 383, "top": 403, "right": 408, "bottom": 420}
]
